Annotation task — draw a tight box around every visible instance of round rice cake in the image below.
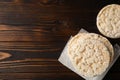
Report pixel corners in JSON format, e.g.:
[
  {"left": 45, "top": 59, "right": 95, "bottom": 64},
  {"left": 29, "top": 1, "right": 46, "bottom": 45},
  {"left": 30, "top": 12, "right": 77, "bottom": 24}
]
[
  {"left": 67, "top": 33, "right": 112, "bottom": 77},
  {"left": 97, "top": 4, "right": 120, "bottom": 38}
]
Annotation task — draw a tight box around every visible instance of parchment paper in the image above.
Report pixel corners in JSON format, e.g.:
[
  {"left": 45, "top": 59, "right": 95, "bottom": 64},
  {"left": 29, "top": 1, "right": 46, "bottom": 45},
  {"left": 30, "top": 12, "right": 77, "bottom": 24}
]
[{"left": 58, "top": 28, "right": 120, "bottom": 80}]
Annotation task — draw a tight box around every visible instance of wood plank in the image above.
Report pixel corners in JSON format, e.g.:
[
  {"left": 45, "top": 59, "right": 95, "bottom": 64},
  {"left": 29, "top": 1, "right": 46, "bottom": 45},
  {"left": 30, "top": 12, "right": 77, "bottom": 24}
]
[
  {"left": 0, "top": 0, "right": 98, "bottom": 25},
  {"left": 0, "top": 73, "right": 81, "bottom": 80}
]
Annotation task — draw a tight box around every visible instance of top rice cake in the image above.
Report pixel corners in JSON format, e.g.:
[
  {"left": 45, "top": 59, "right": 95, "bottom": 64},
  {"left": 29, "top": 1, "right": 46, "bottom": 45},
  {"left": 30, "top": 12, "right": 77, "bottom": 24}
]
[{"left": 97, "top": 4, "right": 120, "bottom": 38}]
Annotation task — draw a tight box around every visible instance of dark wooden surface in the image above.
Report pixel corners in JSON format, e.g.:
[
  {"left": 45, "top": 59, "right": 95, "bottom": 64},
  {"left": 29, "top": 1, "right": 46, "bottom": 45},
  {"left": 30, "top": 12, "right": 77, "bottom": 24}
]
[{"left": 0, "top": 0, "right": 119, "bottom": 80}]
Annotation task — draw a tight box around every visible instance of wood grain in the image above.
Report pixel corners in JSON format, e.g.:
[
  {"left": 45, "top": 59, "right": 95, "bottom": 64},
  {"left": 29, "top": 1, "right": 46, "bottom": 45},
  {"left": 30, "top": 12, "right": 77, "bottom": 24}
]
[{"left": 0, "top": 0, "right": 118, "bottom": 80}]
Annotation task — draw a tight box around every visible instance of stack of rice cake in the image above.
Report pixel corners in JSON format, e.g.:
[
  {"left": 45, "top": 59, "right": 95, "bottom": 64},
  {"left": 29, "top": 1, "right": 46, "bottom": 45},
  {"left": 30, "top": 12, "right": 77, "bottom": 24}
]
[{"left": 67, "top": 33, "right": 114, "bottom": 77}]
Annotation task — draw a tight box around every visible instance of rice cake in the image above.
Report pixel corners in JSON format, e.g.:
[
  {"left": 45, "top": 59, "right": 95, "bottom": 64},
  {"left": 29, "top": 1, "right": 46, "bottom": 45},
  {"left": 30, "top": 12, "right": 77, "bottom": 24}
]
[
  {"left": 97, "top": 4, "right": 120, "bottom": 38},
  {"left": 67, "top": 33, "right": 113, "bottom": 77}
]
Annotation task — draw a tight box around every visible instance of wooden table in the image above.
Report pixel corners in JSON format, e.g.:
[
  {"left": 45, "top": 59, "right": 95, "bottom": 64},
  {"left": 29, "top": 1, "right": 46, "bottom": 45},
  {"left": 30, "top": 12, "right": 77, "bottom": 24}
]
[{"left": 0, "top": 0, "right": 119, "bottom": 79}]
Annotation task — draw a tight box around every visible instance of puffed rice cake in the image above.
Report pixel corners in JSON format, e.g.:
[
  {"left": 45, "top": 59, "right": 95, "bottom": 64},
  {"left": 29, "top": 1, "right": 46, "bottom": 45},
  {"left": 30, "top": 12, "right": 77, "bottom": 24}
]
[
  {"left": 97, "top": 4, "right": 120, "bottom": 38},
  {"left": 67, "top": 33, "right": 114, "bottom": 77}
]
